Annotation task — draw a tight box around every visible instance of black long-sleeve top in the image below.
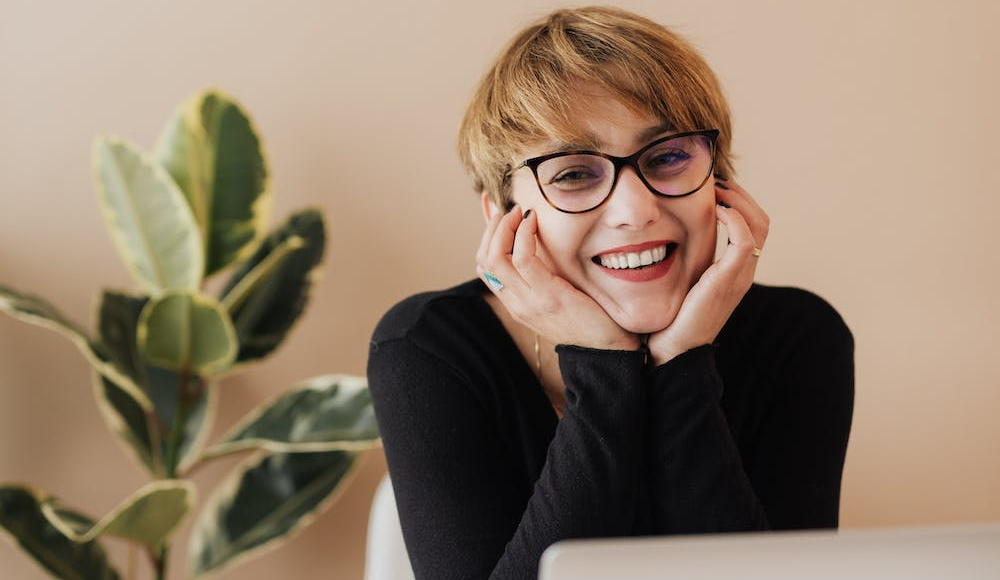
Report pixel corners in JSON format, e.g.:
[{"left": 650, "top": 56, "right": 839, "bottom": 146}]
[{"left": 367, "top": 280, "right": 854, "bottom": 580}]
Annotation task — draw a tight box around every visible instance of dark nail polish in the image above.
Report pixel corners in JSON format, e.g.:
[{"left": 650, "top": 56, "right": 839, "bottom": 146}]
[
  {"left": 717, "top": 201, "right": 731, "bottom": 208},
  {"left": 522, "top": 209, "right": 533, "bottom": 219}
]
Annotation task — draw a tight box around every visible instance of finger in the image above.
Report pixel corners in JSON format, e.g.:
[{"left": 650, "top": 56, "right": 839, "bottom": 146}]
[
  {"left": 715, "top": 205, "right": 759, "bottom": 271},
  {"left": 510, "top": 209, "right": 536, "bottom": 272},
  {"left": 510, "top": 210, "right": 557, "bottom": 289},
  {"left": 481, "top": 207, "right": 532, "bottom": 295},
  {"left": 487, "top": 205, "right": 522, "bottom": 261},
  {"left": 476, "top": 207, "right": 503, "bottom": 266},
  {"left": 715, "top": 179, "right": 769, "bottom": 249}
]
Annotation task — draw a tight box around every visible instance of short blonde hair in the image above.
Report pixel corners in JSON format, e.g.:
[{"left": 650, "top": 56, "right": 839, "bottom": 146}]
[{"left": 457, "top": 6, "right": 734, "bottom": 208}]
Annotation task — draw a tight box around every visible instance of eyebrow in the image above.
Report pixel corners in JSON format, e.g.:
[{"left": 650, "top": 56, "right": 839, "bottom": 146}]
[
  {"left": 637, "top": 121, "right": 677, "bottom": 143},
  {"left": 545, "top": 121, "right": 678, "bottom": 154}
]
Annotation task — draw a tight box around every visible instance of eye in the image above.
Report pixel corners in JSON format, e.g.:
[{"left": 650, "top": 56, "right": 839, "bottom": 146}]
[
  {"left": 550, "top": 167, "right": 598, "bottom": 183},
  {"left": 644, "top": 148, "right": 690, "bottom": 169},
  {"left": 538, "top": 156, "right": 608, "bottom": 192}
]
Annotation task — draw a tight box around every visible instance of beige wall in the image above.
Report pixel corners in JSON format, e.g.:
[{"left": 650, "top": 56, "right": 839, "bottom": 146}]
[{"left": 1, "top": 0, "right": 998, "bottom": 578}]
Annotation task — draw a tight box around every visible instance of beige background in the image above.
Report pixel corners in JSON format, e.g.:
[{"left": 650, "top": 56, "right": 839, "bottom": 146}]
[{"left": 1, "top": 0, "right": 998, "bottom": 578}]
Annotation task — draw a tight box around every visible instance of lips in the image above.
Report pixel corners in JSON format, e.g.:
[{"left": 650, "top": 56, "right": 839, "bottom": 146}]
[
  {"left": 592, "top": 241, "right": 677, "bottom": 270},
  {"left": 591, "top": 241, "right": 678, "bottom": 282}
]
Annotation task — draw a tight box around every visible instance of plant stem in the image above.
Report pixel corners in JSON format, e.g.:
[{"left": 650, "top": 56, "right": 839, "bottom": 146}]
[
  {"left": 164, "top": 367, "right": 201, "bottom": 478},
  {"left": 149, "top": 546, "right": 167, "bottom": 580},
  {"left": 155, "top": 367, "right": 203, "bottom": 579},
  {"left": 157, "top": 545, "right": 168, "bottom": 580}
]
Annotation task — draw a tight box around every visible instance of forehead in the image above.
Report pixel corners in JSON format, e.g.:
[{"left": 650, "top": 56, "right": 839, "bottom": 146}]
[{"left": 518, "top": 85, "right": 675, "bottom": 158}]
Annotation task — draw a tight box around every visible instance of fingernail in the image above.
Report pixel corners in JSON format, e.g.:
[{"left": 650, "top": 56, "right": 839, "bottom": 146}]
[
  {"left": 717, "top": 201, "right": 731, "bottom": 208},
  {"left": 522, "top": 209, "right": 533, "bottom": 219}
]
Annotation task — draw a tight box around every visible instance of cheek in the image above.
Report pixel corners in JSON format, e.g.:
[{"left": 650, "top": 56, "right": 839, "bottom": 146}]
[
  {"left": 680, "top": 199, "right": 719, "bottom": 269},
  {"left": 533, "top": 216, "right": 596, "bottom": 276},
  {"left": 533, "top": 224, "right": 579, "bottom": 274}
]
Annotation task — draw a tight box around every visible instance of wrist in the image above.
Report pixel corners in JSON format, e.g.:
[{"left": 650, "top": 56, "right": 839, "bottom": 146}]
[
  {"left": 600, "top": 333, "right": 642, "bottom": 352},
  {"left": 648, "top": 337, "right": 693, "bottom": 366}
]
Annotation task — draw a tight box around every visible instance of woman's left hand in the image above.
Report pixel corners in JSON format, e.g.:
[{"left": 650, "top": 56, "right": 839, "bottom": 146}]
[{"left": 646, "top": 178, "right": 769, "bottom": 366}]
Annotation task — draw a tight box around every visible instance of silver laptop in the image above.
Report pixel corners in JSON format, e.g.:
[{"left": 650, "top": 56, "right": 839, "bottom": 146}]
[{"left": 538, "top": 523, "right": 1000, "bottom": 580}]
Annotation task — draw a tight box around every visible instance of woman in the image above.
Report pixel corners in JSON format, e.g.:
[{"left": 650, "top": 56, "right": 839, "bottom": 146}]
[{"left": 368, "top": 6, "right": 854, "bottom": 579}]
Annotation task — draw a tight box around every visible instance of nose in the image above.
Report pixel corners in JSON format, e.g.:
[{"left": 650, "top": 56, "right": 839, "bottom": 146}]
[{"left": 602, "top": 167, "right": 661, "bottom": 229}]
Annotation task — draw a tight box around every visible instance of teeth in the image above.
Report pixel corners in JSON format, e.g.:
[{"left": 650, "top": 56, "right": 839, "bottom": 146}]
[{"left": 598, "top": 245, "right": 670, "bottom": 270}]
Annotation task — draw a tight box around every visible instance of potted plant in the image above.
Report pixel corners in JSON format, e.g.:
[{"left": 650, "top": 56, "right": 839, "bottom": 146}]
[{"left": 0, "top": 89, "right": 380, "bottom": 579}]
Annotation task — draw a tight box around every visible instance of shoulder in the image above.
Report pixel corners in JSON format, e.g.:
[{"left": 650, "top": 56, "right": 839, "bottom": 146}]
[
  {"left": 733, "top": 284, "right": 853, "bottom": 348},
  {"left": 371, "top": 278, "right": 488, "bottom": 345},
  {"left": 718, "top": 284, "right": 854, "bottom": 385},
  {"left": 367, "top": 279, "right": 507, "bottom": 418},
  {"left": 718, "top": 284, "right": 854, "bottom": 428}
]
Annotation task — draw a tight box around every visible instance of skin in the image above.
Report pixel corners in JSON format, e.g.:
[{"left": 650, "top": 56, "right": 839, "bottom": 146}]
[{"left": 475, "top": 89, "right": 769, "bottom": 412}]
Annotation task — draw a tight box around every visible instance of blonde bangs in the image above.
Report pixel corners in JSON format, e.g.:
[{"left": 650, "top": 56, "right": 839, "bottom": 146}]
[{"left": 458, "top": 6, "right": 734, "bottom": 206}]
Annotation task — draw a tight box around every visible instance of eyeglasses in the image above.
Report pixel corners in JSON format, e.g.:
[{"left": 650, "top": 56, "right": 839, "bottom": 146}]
[{"left": 510, "top": 129, "right": 719, "bottom": 214}]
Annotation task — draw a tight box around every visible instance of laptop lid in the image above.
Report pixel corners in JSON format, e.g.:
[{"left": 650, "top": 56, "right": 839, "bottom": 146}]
[{"left": 538, "top": 523, "right": 1000, "bottom": 580}]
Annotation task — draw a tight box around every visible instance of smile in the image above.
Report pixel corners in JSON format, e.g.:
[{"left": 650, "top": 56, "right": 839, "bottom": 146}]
[{"left": 593, "top": 243, "right": 677, "bottom": 270}]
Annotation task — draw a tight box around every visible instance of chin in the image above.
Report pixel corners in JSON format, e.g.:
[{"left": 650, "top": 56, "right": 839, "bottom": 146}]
[{"left": 611, "top": 305, "right": 680, "bottom": 335}]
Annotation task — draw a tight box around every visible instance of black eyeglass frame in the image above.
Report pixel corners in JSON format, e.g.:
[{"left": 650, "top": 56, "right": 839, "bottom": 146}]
[{"left": 510, "top": 128, "right": 720, "bottom": 214}]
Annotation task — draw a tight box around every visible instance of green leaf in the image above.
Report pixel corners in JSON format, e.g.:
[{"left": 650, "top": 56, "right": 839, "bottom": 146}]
[
  {"left": 95, "top": 291, "right": 217, "bottom": 475},
  {"left": 145, "top": 365, "right": 219, "bottom": 475},
  {"left": 219, "top": 235, "right": 304, "bottom": 314},
  {"left": 189, "top": 451, "right": 358, "bottom": 577},
  {"left": 95, "top": 292, "right": 159, "bottom": 473},
  {"left": 0, "top": 485, "right": 120, "bottom": 580},
  {"left": 43, "top": 506, "right": 96, "bottom": 538},
  {"left": 93, "top": 136, "right": 204, "bottom": 293},
  {"left": 219, "top": 209, "right": 326, "bottom": 365},
  {"left": 93, "top": 374, "right": 158, "bottom": 474},
  {"left": 42, "top": 481, "right": 195, "bottom": 549},
  {"left": 138, "top": 291, "right": 237, "bottom": 374},
  {"left": 202, "top": 375, "right": 380, "bottom": 460},
  {"left": 97, "top": 291, "right": 150, "bottom": 387},
  {"left": 155, "top": 90, "right": 271, "bottom": 276},
  {"left": 0, "top": 286, "right": 150, "bottom": 409}
]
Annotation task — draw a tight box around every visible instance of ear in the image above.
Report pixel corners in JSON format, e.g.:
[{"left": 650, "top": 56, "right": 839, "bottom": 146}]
[{"left": 481, "top": 192, "right": 500, "bottom": 223}]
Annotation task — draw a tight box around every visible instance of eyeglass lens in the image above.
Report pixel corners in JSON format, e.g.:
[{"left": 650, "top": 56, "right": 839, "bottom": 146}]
[{"left": 535, "top": 133, "right": 714, "bottom": 212}]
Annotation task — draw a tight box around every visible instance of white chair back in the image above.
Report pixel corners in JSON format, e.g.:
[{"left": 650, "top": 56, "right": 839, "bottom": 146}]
[{"left": 364, "top": 475, "right": 416, "bottom": 580}]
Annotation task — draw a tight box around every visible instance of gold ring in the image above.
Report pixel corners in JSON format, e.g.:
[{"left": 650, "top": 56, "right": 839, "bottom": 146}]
[{"left": 752, "top": 247, "right": 762, "bottom": 257}]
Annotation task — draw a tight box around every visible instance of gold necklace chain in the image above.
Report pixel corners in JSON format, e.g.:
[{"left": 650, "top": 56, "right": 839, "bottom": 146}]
[
  {"left": 534, "top": 333, "right": 542, "bottom": 376},
  {"left": 535, "top": 333, "right": 564, "bottom": 419}
]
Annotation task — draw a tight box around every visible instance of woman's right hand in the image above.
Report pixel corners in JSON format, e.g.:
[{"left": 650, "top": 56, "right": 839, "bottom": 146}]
[{"left": 476, "top": 206, "right": 640, "bottom": 352}]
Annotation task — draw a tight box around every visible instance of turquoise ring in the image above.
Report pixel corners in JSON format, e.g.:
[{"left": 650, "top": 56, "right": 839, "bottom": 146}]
[{"left": 483, "top": 271, "right": 504, "bottom": 292}]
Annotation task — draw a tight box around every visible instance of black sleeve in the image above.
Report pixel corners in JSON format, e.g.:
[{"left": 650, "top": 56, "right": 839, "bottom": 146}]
[
  {"left": 741, "top": 297, "right": 855, "bottom": 529},
  {"left": 368, "top": 336, "right": 647, "bottom": 580},
  {"left": 642, "top": 292, "right": 854, "bottom": 532},
  {"left": 642, "top": 346, "right": 770, "bottom": 533}
]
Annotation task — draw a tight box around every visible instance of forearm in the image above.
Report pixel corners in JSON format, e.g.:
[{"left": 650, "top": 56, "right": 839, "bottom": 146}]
[
  {"left": 369, "top": 339, "right": 648, "bottom": 580},
  {"left": 642, "top": 345, "right": 768, "bottom": 533}
]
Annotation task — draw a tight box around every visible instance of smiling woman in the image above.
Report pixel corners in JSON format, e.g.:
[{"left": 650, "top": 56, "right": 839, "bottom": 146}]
[
  {"left": 1, "top": 1, "right": 998, "bottom": 579},
  {"left": 367, "top": 6, "right": 854, "bottom": 580}
]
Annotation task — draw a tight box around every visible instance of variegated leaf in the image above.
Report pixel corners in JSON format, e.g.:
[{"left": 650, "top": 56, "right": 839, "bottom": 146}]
[
  {"left": 218, "top": 209, "right": 325, "bottom": 366},
  {"left": 0, "top": 485, "right": 119, "bottom": 580},
  {"left": 189, "top": 451, "right": 358, "bottom": 577},
  {"left": 155, "top": 90, "right": 270, "bottom": 276},
  {"left": 0, "top": 286, "right": 149, "bottom": 408},
  {"left": 42, "top": 481, "right": 195, "bottom": 549},
  {"left": 92, "top": 137, "right": 203, "bottom": 293},
  {"left": 138, "top": 291, "right": 237, "bottom": 375},
  {"left": 203, "top": 374, "right": 379, "bottom": 459}
]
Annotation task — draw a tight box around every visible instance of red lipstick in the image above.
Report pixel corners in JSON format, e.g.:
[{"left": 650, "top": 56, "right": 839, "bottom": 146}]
[{"left": 593, "top": 241, "right": 677, "bottom": 282}]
